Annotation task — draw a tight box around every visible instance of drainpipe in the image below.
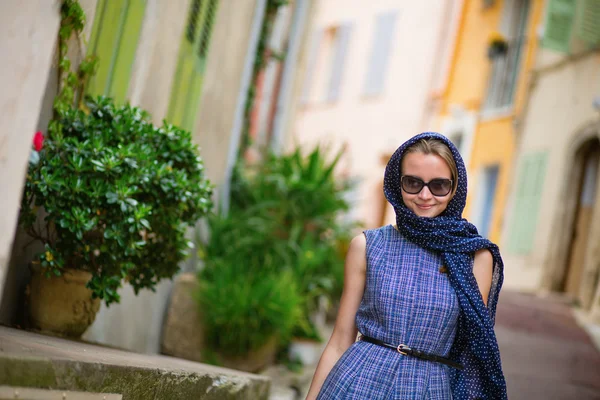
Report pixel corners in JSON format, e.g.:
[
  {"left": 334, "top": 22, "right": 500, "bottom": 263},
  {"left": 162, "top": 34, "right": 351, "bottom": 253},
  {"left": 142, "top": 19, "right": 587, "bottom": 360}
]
[
  {"left": 270, "top": 0, "right": 312, "bottom": 154},
  {"left": 220, "top": 0, "right": 268, "bottom": 214}
]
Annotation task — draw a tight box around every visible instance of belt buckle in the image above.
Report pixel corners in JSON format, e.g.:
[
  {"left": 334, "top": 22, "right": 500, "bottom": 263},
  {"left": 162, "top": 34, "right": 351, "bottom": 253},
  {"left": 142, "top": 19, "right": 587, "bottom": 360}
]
[{"left": 397, "top": 344, "right": 410, "bottom": 356}]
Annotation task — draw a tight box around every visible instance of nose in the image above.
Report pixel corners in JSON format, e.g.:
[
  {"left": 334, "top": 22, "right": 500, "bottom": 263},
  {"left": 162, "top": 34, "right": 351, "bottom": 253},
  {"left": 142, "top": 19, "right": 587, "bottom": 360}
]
[{"left": 418, "top": 185, "right": 433, "bottom": 200}]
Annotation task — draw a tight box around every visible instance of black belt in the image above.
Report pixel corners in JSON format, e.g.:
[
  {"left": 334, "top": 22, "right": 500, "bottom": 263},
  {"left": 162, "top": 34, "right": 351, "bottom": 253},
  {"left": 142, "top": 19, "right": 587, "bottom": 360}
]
[{"left": 360, "top": 335, "right": 464, "bottom": 370}]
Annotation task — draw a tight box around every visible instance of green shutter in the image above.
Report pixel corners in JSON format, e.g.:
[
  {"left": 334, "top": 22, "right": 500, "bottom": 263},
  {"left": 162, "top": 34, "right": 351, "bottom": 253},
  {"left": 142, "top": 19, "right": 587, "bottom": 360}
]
[
  {"left": 508, "top": 152, "right": 548, "bottom": 254},
  {"left": 109, "top": 0, "right": 146, "bottom": 103},
  {"left": 167, "top": 0, "right": 219, "bottom": 132},
  {"left": 542, "top": 0, "right": 576, "bottom": 53},
  {"left": 86, "top": 0, "right": 146, "bottom": 104},
  {"left": 576, "top": 0, "right": 600, "bottom": 47}
]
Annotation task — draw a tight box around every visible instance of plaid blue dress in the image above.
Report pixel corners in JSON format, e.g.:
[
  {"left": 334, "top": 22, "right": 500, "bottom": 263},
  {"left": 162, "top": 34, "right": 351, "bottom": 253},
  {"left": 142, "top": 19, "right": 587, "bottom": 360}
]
[{"left": 317, "top": 225, "right": 461, "bottom": 399}]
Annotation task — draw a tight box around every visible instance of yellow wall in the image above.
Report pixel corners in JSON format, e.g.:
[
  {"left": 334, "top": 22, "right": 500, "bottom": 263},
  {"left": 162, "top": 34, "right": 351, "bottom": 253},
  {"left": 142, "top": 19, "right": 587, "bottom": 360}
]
[{"left": 439, "top": 0, "right": 545, "bottom": 243}]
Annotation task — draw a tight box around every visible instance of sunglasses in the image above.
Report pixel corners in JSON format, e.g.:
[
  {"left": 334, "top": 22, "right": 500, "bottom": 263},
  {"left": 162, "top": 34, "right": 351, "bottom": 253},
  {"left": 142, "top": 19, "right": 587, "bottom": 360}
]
[{"left": 400, "top": 175, "right": 453, "bottom": 197}]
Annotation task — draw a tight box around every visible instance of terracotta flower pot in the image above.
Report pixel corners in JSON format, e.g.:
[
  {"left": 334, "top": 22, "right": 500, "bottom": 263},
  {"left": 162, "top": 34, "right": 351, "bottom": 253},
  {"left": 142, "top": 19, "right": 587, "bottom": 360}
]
[
  {"left": 215, "top": 336, "right": 278, "bottom": 373},
  {"left": 27, "top": 265, "right": 100, "bottom": 338}
]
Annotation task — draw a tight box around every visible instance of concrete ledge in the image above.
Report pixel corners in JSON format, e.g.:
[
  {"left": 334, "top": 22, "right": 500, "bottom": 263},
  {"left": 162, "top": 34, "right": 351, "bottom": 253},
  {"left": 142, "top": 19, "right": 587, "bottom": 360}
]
[{"left": 0, "top": 327, "right": 270, "bottom": 399}]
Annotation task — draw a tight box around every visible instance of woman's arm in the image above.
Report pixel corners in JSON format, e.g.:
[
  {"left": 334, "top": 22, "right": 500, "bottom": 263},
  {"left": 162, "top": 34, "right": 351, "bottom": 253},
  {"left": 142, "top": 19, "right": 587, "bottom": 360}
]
[
  {"left": 305, "top": 234, "right": 367, "bottom": 399},
  {"left": 473, "top": 249, "right": 494, "bottom": 306}
]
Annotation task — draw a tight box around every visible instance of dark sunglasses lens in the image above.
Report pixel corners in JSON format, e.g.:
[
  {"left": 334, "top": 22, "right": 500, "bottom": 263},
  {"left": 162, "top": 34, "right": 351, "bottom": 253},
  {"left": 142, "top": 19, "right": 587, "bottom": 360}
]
[
  {"left": 429, "top": 179, "right": 452, "bottom": 196},
  {"left": 402, "top": 177, "right": 424, "bottom": 194}
]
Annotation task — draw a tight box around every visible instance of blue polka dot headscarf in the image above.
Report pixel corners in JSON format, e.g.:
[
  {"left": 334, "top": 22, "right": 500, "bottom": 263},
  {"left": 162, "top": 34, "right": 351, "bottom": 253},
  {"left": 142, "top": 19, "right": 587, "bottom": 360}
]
[{"left": 384, "top": 132, "right": 507, "bottom": 400}]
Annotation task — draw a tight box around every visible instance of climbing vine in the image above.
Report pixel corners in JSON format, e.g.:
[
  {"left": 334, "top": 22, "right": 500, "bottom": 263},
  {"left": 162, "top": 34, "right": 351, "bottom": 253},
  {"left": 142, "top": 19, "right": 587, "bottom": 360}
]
[
  {"left": 52, "top": 0, "right": 97, "bottom": 120},
  {"left": 238, "top": 0, "right": 289, "bottom": 160}
]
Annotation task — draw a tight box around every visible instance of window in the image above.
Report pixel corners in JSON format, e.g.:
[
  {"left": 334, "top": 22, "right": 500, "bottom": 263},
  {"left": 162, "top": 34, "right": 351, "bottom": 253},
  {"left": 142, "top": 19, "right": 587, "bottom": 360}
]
[
  {"left": 87, "top": 0, "right": 147, "bottom": 104},
  {"left": 472, "top": 165, "right": 500, "bottom": 239},
  {"left": 508, "top": 152, "right": 548, "bottom": 254},
  {"left": 299, "top": 29, "right": 323, "bottom": 105},
  {"left": 168, "top": 0, "right": 220, "bottom": 131},
  {"left": 483, "top": 0, "right": 530, "bottom": 111},
  {"left": 543, "top": 0, "right": 600, "bottom": 52},
  {"left": 448, "top": 133, "right": 464, "bottom": 154},
  {"left": 325, "top": 23, "right": 353, "bottom": 102},
  {"left": 363, "top": 11, "right": 399, "bottom": 97}
]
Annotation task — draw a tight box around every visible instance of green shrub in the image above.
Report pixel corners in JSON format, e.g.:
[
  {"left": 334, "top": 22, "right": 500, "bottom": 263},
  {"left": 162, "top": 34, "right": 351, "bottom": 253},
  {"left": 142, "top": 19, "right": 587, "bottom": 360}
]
[
  {"left": 197, "top": 208, "right": 302, "bottom": 356},
  {"left": 20, "top": 97, "right": 213, "bottom": 305}
]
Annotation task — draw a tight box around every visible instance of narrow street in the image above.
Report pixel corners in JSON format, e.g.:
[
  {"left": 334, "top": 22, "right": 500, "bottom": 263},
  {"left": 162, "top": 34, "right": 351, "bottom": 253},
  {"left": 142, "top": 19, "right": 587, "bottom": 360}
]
[
  {"left": 269, "top": 290, "right": 600, "bottom": 400},
  {"left": 496, "top": 291, "right": 600, "bottom": 399}
]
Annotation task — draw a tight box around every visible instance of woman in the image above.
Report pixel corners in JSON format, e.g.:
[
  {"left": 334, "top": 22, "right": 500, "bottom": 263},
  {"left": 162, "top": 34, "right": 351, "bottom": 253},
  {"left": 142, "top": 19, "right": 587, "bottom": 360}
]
[{"left": 306, "top": 132, "right": 506, "bottom": 399}]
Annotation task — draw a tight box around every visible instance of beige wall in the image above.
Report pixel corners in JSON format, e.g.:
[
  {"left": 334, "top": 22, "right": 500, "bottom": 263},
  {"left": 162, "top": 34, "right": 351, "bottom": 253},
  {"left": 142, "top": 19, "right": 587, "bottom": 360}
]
[
  {"left": 0, "top": 1, "right": 61, "bottom": 308},
  {"left": 290, "top": 0, "right": 462, "bottom": 228},
  {"left": 129, "top": 0, "right": 191, "bottom": 123},
  {"left": 194, "top": 0, "right": 261, "bottom": 193},
  {"left": 84, "top": 0, "right": 264, "bottom": 352},
  {"left": 501, "top": 50, "right": 600, "bottom": 295}
]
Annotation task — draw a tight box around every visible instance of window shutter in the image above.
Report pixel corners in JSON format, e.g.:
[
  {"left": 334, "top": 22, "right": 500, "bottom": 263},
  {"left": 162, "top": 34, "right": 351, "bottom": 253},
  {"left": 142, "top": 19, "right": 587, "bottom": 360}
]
[
  {"left": 577, "top": 0, "right": 600, "bottom": 47},
  {"left": 198, "top": 0, "right": 219, "bottom": 62},
  {"left": 109, "top": 0, "right": 146, "bottom": 103},
  {"left": 186, "top": 0, "right": 202, "bottom": 43},
  {"left": 326, "top": 23, "right": 353, "bottom": 102},
  {"left": 300, "top": 30, "right": 323, "bottom": 104},
  {"left": 542, "top": 0, "right": 576, "bottom": 53},
  {"left": 363, "top": 11, "right": 398, "bottom": 96},
  {"left": 508, "top": 152, "right": 548, "bottom": 254},
  {"left": 167, "top": 0, "right": 219, "bottom": 131},
  {"left": 86, "top": 0, "right": 146, "bottom": 104},
  {"left": 87, "top": 0, "right": 127, "bottom": 97}
]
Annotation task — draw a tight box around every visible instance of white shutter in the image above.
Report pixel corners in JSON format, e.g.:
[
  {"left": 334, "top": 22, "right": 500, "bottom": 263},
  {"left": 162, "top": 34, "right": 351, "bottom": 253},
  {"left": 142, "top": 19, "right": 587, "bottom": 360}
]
[
  {"left": 326, "top": 23, "right": 353, "bottom": 102},
  {"left": 300, "top": 30, "right": 323, "bottom": 104},
  {"left": 363, "top": 11, "right": 399, "bottom": 96}
]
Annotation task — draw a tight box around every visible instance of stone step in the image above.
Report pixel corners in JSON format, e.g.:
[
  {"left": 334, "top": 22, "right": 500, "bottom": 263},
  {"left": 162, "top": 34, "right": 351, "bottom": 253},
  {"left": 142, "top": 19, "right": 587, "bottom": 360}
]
[{"left": 0, "top": 326, "right": 270, "bottom": 400}]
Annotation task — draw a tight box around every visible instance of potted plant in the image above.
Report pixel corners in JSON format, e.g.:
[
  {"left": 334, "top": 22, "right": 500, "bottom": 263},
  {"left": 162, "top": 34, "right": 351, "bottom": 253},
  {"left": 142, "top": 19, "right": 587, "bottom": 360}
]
[
  {"left": 196, "top": 208, "right": 303, "bottom": 372},
  {"left": 20, "top": 97, "right": 213, "bottom": 337},
  {"left": 230, "top": 146, "right": 356, "bottom": 366}
]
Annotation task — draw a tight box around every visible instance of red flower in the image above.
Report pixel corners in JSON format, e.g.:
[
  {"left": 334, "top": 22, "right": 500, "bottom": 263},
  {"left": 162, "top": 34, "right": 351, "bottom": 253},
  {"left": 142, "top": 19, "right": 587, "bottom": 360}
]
[{"left": 33, "top": 131, "right": 44, "bottom": 152}]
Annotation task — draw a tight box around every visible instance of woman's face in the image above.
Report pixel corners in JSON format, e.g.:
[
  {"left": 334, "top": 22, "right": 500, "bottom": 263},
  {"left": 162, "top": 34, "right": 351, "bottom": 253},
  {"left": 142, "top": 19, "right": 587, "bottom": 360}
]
[{"left": 401, "top": 152, "right": 453, "bottom": 218}]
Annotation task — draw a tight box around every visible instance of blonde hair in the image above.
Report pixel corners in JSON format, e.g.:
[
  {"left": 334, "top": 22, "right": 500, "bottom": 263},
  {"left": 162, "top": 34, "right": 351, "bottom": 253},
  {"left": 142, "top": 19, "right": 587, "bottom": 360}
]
[{"left": 402, "top": 138, "right": 459, "bottom": 197}]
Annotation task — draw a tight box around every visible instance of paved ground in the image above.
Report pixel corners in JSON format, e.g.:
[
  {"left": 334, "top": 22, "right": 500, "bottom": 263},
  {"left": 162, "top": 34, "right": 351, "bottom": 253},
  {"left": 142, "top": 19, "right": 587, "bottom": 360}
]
[
  {"left": 496, "top": 291, "right": 600, "bottom": 400},
  {"left": 269, "top": 290, "right": 600, "bottom": 399}
]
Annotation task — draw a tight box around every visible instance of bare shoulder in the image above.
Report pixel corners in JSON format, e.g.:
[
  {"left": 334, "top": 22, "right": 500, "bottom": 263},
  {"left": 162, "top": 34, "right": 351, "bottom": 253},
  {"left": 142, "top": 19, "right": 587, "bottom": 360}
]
[
  {"left": 345, "top": 234, "right": 367, "bottom": 272},
  {"left": 473, "top": 248, "right": 493, "bottom": 268},
  {"left": 348, "top": 233, "right": 367, "bottom": 252}
]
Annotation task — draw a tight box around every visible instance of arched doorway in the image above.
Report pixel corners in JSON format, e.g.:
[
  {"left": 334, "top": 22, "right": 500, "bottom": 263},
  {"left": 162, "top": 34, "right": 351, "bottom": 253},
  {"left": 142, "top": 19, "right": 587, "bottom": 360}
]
[{"left": 561, "top": 138, "right": 600, "bottom": 307}]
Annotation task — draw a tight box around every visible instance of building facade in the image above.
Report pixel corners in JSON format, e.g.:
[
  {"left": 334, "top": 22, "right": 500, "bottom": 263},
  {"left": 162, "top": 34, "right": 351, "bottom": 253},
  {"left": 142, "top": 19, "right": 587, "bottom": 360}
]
[
  {"left": 289, "top": 0, "right": 464, "bottom": 228},
  {"left": 435, "top": 0, "right": 546, "bottom": 251},
  {"left": 502, "top": 0, "right": 600, "bottom": 319},
  {"left": 0, "top": 0, "right": 313, "bottom": 353}
]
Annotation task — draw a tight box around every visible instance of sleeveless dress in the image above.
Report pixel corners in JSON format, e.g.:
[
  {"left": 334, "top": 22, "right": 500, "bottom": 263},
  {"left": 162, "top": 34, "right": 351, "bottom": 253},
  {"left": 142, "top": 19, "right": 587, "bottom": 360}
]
[{"left": 317, "top": 225, "right": 462, "bottom": 399}]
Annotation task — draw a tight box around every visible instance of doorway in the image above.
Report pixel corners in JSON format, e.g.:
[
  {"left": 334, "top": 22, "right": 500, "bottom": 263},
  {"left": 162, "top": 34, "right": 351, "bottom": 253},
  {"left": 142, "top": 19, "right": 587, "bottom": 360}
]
[{"left": 562, "top": 139, "right": 600, "bottom": 302}]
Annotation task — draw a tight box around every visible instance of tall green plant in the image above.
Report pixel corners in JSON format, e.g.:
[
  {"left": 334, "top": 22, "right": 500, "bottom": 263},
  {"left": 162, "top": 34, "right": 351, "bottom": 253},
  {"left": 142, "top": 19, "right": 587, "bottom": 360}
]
[
  {"left": 229, "top": 146, "right": 356, "bottom": 338},
  {"left": 197, "top": 208, "right": 302, "bottom": 356}
]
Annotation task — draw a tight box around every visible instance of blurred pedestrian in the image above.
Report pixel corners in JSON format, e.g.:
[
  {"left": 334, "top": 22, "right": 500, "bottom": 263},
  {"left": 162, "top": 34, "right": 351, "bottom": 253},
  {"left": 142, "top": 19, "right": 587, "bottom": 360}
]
[{"left": 306, "top": 132, "right": 506, "bottom": 399}]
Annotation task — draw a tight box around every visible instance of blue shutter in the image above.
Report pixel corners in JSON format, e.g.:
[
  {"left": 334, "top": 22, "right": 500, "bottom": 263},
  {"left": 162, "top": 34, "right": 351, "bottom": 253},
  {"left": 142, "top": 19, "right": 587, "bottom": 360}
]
[
  {"left": 325, "top": 23, "right": 353, "bottom": 102},
  {"left": 363, "top": 11, "right": 398, "bottom": 96}
]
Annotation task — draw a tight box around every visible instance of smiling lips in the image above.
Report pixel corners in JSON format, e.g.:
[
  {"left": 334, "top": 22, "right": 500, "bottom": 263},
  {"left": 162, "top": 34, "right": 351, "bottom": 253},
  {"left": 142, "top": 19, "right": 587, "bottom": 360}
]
[{"left": 416, "top": 204, "right": 434, "bottom": 209}]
